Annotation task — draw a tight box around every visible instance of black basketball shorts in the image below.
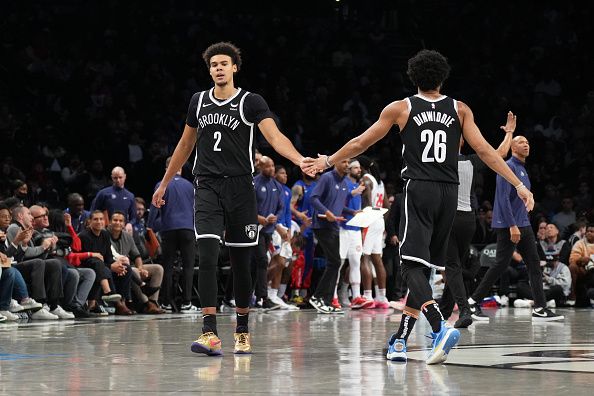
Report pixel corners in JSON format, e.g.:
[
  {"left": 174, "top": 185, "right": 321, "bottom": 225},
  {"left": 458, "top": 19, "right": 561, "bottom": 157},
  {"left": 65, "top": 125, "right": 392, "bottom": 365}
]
[
  {"left": 398, "top": 179, "right": 457, "bottom": 269},
  {"left": 194, "top": 175, "right": 259, "bottom": 247}
]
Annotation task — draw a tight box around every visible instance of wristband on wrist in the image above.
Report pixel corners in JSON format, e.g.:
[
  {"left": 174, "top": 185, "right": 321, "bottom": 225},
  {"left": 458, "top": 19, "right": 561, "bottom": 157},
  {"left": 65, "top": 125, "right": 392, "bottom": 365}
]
[
  {"left": 325, "top": 156, "right": 332, "bottom": 168},
  {"left": 515, "top": 182, "right": 525, "bottom": 190}
]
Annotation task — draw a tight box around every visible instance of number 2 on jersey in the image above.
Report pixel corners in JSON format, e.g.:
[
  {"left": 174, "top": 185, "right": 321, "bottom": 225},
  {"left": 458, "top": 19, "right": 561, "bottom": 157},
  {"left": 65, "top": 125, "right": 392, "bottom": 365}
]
[
  {"left": 421, "top": 129, "right": 446, "bottom": 163},
  {"left": 213, "top": 131, "right": 222, "bottom": 151}
]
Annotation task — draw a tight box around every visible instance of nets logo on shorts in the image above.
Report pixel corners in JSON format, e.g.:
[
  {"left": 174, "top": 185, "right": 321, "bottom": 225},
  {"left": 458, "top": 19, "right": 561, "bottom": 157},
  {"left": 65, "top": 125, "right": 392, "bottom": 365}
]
[{"left": 245, "top": 224, "right": 258, "bottom": 240}]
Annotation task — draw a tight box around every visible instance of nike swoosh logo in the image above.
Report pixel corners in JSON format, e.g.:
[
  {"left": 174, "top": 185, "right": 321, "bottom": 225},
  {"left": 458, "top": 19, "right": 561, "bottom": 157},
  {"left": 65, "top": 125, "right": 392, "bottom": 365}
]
[
  {"left": 533, "top": 310, "right": 546, "bottom": 317},
  {"left": 203, "top": 103, "right": 213, "bottom": 107},
  {"left": 230, "top": 103, "right": 238, "bottom": 108}
]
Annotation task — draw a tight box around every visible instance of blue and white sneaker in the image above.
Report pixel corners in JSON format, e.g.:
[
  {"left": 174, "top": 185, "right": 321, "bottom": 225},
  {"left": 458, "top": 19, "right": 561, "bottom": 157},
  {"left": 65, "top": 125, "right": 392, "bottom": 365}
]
[
  {"left": 426, "top": 321, "right": 460, "bottom": 365},
  {"left": 386, "top": 334, "right": 407, "bottom": 362}
]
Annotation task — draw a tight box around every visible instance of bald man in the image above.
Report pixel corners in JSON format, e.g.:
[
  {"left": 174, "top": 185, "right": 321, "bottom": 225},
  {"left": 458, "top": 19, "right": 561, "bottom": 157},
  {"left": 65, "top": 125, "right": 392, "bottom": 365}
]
[
  {"left": 253, "top": 156, "right": 285, "bottom": 309},
  {"left": 469, "top": 136, "right": 564, "bottom": 322},
  {"left": 90, "top": 166, "right": 137, "bottom": 226}
]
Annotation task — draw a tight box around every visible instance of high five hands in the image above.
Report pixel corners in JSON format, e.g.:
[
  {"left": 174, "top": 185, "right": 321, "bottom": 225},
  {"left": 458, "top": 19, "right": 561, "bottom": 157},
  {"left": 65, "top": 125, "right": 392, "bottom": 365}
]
[{"left": 300, "top": 154, "right": 330, "bottom": 176}]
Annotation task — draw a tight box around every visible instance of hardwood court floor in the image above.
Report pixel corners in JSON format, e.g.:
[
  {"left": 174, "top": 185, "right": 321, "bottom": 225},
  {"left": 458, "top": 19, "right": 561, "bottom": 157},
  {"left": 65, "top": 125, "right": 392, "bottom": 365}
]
[{"left": 1, "top": 306, "right": 593, "bottom": 394}]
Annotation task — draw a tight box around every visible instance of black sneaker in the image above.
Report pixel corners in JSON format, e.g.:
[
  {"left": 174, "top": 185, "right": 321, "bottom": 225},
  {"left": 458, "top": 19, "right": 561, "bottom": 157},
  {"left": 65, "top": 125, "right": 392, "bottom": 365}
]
[
  {"left": 454, "top": 307, "right": 473, "bottom": 328},
  {"left": 89, "top": 304, "right": 108, "bottom": 317},
  {"left": 470, "top": 305, "right": 489, "bottom": 321},
  {"left": 261, "top": 298, "right": 280, "bottom": 311},
  {"left": 308, "top": 296, "right": 332, "bottom": 314},
  {"left": 532, "top": 307, "right": 564, "bottom": 322},
  {"left": 71, "top": 306, "right": 91, "bottom": 318}
]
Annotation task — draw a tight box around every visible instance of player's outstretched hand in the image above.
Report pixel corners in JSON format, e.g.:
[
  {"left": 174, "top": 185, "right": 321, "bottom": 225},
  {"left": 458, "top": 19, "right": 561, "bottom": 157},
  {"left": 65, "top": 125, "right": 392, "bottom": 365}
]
[
  {"left": 500, "top": 111, "right": 516, "bottom": 134},
  {"left": 300, "top": 157, "right": 319, "bottom": 177},
  {"left": 152, "top": 185, "right": 167, "bottom": 208},
  {"left": 516, "top": 185, "right": 534, "bottom": 211}
]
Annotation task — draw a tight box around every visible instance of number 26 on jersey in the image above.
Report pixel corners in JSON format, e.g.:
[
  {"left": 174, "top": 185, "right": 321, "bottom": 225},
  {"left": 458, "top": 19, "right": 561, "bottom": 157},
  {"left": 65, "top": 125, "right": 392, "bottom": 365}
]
[{"left": 421, "top": 129, "right": 446, "bottom": 163}]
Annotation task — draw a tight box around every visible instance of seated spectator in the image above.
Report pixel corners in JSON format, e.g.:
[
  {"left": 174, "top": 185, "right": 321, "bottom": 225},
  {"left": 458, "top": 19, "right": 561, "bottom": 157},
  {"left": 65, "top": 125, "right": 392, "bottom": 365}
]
[
  {"left": 0, "top": 253, "right": 43, "bottom": 320},
  {"left": 132, "top": 197, "right": 148, "bottom": 236},
  {"left": 568, "top": 223, "right": 594, "bottom": 306},
  {"left": 79, "top": 210, "right": 133, "bottom": 315},
  {"left": 11, "top": 179, "right": 31, "bottom": 207},
  {"left": 514, "top": 253, "right": 571, "bottom": 308},
  {"left": 47, "top": 209, "right": 96, "bottom": 318},
  {"left": 108, "top": 211, "right": 164, "bottom": 314},
  {"left": 87, "top": 159, "right": 109, "bottom": 201},
  {"left": 567, "top": 219, "right": 587, "bottom": 247},
  {"left": 31, "top": 205, "right": 84, "bottom": 319},
  {"left": 61, "top": 155, "right": 89, "bottom": 194},
  {"left": 537, "top": 223, "right": 570, "bottom": 266},
  {"left": 6, "top": 206, "right": 64, "bottom": 320},
  {"left": 552, "top": 197, "right": 576, "bottom": 236},
  {"left": 65, "top": 193, "right": 91, "bottom": 234}
]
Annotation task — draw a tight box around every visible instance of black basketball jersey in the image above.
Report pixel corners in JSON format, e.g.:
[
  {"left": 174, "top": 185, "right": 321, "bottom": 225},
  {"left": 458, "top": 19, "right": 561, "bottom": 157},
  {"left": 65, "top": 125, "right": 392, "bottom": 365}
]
[
  {"left": 186, "top": 87, "right": 274, "bottom": 177},
  {"left": 399, "top": 95, "right": 462, "bottom": 184}
]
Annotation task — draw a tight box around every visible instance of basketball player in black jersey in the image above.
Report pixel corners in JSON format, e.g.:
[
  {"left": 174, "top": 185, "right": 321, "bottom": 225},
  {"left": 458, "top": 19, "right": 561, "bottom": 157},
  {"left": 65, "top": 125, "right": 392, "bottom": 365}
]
[
  {"left": 152, "top": 42, "right": 310, "bottom": 356},
  {"left": 304, "top": 49, "right": 534, "bottom": 364}
]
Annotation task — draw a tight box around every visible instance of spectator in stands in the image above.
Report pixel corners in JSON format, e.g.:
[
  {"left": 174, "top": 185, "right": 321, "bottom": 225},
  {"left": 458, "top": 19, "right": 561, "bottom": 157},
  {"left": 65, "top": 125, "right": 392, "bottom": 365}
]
[
  {"left": 0, "top": 203, "right": 44, "bottom": 317},
  {"left": 79, "top": 210, "right": 132, "bottom": 315},
  {"left": 552, "top": 197, "right": 576, "bottom": 236},
  {"left": 6, "top": 205, "right": 65, "bottom": 319},
  {"left": 568, "top": 220, "right": 587, "bottom": 247},
  {"left": 148, "top": 156, "right": 196, "bottom": 312},
  {"left": 47, "top": 209, "right": 96, "bottom": 318},
  {"left": 90, "top": 166, "right": 137, "bottom": 230},
  {"left": 31, "top": 205, "right": 82, "bottom": 318},
  {"left": 65, "top": 193, "right": 91, "bottom": 234},
  {"left": 132, "top": 197, "right": 148, "bottom": 236},
  {"left": 514, "top": 253, "right": 571, "bottom": 308},
  {"left": 11, "top": 179, "right": 31, "bottom": 207},
  {"left": 573, "top": 182, "right": 592, "bottom": 214},
  {"left": 537, "top": 223, "right": 570, "bottom": 266},
  {"left": 87, "top": 159, "right": 109, "bottom": 201},
  {"left": 568, "top": 223, "right": 594, "bottom": 306},
  {"left": 0, "top": 159, "right": 26, "bottom": 197},
  {"left": 61, "top": 155, "right": 89, "bottom": 195},
  {"left": 0, "top": 246, "right": 44, "bottom": 320},
  {"left": 108, "top": 211, "right": 164, "bottom": 314}
]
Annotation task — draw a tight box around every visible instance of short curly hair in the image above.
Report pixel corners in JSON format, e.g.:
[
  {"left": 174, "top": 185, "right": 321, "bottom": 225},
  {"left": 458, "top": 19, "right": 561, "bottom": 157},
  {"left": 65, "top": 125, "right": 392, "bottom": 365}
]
[
  {"left": 202, "top": 42, "right": 242, "bottom": 70},
  {"left": 407, "top": 50, "right": 450, "bottom": 91}
]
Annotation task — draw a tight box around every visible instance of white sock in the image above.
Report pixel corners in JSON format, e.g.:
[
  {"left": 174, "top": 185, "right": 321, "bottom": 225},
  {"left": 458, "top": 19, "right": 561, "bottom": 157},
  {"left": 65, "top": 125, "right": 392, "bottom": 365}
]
[
  {"left": 377, "top": 288, "right": 387, "bottom": 302},
  {"left": 364, "top": 290, "right": 373, "bottom": 300},
  {"left": 268, "top": 288, "right": 278, "bottom": 300},
  {"left": 373, "top": 284, "right": 380, "bottom": 298},
  {"left": 278, "top": 284, "right": 287, "bottom": 298},
  {"left": 351, "top": 283, "right": 361, "bottom": 298}
]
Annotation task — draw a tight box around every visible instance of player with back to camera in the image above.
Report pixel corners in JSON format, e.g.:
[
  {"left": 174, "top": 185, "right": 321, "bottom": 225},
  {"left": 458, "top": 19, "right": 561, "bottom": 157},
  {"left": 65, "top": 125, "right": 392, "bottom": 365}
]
[
  {"left": 152, "top": 42, "right": 311, "bottom": 356},
  {"left": 304, "top": 49, "right": 534, "bottom": 364}
]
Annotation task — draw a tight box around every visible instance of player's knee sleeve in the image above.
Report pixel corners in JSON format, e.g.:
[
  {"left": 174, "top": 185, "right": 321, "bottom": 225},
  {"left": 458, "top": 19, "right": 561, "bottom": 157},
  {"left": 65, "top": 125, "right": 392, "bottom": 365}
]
[
  {"left": 197, "top": 238, "right": 221, "bottom": 308},
  {"left": 401, "top": 259, "right": 433, "bottom": 310},
  {"left": 229, "top": 247, "right": 252, "bottom": 309}
]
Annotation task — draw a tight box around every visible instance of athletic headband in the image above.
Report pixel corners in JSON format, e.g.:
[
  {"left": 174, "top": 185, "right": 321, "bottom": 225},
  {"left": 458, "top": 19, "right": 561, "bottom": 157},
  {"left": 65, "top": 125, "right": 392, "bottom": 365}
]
[{"left": 348, "top": 160, "right": 360, "bottom": 168}]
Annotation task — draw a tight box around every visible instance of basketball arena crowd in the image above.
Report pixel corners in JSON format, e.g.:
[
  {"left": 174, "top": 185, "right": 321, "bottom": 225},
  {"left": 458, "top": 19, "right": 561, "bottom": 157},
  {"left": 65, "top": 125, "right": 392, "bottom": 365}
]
[{"left": 1, "top": 1, "right": 593, "bottom": 322}]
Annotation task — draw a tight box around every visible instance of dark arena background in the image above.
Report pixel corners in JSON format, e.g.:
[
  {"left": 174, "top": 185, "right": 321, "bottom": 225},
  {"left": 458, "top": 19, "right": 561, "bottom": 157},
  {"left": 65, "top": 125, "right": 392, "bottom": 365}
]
[{"left": 1, "top": 1, "right": 594, "bottom": 394}]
